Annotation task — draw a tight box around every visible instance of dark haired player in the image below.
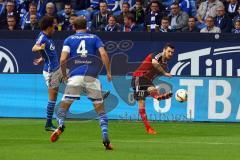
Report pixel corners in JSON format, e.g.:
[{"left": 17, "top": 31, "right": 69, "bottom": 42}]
[
  {"left": 32, "top": 16, "right": 62, "bottom": 131},
  {"left": 132, "top": 43, "right": 175, "bottom": 134}
]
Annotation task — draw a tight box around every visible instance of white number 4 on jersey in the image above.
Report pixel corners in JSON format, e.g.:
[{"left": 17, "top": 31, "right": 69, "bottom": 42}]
[{"left": 77, "top": 40, "right": 88, "bottom": 57}]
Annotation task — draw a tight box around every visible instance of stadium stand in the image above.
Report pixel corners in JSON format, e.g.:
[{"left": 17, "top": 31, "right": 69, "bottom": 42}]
[{"left": 0, "top": 0, "right": 239, "bottom": 33}]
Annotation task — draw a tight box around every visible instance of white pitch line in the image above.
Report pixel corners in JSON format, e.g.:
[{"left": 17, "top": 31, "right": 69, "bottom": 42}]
[
  {"left": 111, "top": 140, "right": 240, "bottom": 145},
  {"left": 0, "top": 138, "right": 239, "bottom": 146}
]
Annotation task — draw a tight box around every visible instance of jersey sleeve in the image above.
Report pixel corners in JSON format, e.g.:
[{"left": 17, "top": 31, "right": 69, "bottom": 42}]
[
  {"left": 152, "top": 52, "right": 162, "bottom": 62},
  {"left": 35, "top": 34, "right": 45, "bottom": 45},
  {"left": 62, "top": 37, "right": 71, "bottom": 54},
  {"left": 95, "top": 36, "right": 104, "bottom": 49}
]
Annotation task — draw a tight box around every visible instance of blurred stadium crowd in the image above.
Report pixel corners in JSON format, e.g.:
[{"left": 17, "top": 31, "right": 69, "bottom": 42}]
[{"left": 0, "top": 0, "right": 239, "bottom": 33}]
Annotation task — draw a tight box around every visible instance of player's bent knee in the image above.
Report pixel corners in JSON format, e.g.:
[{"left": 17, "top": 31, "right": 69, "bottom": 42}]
[
  {"left": 62, "top": 95, "right": 80, "bottom": 102},
  {"left": 147, "top": 86, "right": 157, "bottom": 93},
  {"left": 93, "top": 100, "right": 103, "bottom": 104}
]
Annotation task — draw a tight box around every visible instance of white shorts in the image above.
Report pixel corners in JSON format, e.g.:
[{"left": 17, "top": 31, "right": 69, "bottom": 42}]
[
  {"left": 62, "top": 76, "right": 103, "bottom": 103},
  {"left": 43, "top": 68, "right": 63, "bottom": 89}
]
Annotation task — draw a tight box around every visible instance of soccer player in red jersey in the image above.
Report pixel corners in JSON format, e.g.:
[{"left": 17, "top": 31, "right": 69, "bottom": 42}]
[{"left": 131, "top": 43, "right": 175, "bottom": 134}]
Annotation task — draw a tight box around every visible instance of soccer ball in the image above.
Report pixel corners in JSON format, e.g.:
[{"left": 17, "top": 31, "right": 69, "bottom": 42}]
[{"left": 175, "top": 89, "right": 187, "bottom": 102}]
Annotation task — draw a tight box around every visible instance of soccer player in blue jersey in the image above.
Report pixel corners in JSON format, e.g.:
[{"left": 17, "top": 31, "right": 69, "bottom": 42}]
[
  {"left": 32, "top": 16, "right": 62, "bottom": 132},
  {"left": 50, "top": 16, "right": 113, "bottom": 150}
]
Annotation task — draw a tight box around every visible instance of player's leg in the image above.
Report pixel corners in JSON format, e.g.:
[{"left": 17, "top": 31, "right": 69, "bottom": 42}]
[
  {"left": 94, "top": 102, "right": 113, "bottom": 150},
  {"left": 43, "top": 70, "right": 62, "bottom": 131},
  {"left": 50, "top": 76, "right": 81, "bottom": 142},
  {"left": 138, "top": 99, "right": 157, "bottom": 134},
  {"left": 132, "top": 77, "right": 156, "bottom": 134},
  {"left": 147, "top": 86, "right": 173, "bottom": 100},
  {"left": 45, "top": 87, "right": 58, "bottom": 131},
  {"left": 50, "top": 99, "right": 73, "bottom": 142},
  {"left": 85, "top": 76, "right": 113, "bottom": 150}
]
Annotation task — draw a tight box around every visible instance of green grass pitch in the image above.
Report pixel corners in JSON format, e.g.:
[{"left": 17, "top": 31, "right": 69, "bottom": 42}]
[{"left": 0, "top": 119, "right": 240, "bottom": 160}]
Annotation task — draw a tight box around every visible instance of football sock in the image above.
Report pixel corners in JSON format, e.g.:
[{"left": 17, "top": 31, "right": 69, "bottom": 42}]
[
  {"left": 56, "top": 107, "right": 68, "bottom": 127},
  {"left": 46, "top": 101, "right": 56, "bottom": 125},
  {"left": 139, "top": 108, "right": 151, "bottom": 130},
  {"left": 99, "top": 112, "right": 109, "bottom": 142}
]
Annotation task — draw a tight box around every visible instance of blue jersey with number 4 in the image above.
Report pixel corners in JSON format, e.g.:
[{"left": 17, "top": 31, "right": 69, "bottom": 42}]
[
  {"left": 62, "top": 32, "right": 104, "bottom": 77},
  {"left": 35, "top": 32, "right": 59, "bottom": 72}
]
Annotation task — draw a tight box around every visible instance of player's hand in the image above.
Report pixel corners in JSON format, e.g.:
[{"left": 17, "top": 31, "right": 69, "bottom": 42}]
[
  {"left": 40, "top": 43, "right": 46, "bottom": 50},
  {"left": 164, "top": 72, "right": 172, "bottom": 77},
  {"left": 107, "top": 73, "right": 112, "bottom": 82},
  {"left": 33, "top": 57, "right": 44, "bottom": 65}
]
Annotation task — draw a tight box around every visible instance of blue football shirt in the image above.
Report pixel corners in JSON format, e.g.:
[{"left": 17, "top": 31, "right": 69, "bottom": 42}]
[
  {"left": 35, "top": 32, "right": 59, "bottom": 72},
  {"left": 62, "top": 32, "right": 104, "bottom": 77}
]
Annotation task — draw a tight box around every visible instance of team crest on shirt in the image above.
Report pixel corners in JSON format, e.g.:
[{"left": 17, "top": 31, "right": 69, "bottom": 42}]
[{"left": 50, "top": 43, "right": 55, "bottom": 50}]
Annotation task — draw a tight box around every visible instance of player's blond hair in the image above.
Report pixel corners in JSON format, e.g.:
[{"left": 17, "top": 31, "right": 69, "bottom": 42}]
[{"left": 73, "top": 16, "right": 87, "bottom": 30}]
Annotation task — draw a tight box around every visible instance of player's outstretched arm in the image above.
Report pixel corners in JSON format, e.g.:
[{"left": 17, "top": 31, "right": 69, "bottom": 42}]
[
  {"left": 99, "top": 47, "right": 112, "bottom": 81},
  {"left": 152, "top": 59, "right": 172, "bottom": 77},
  {"left": 60, "top": 51, "right": 69, "bottom": 82},
  {"left": 32, "top": 43, "right": 46, "bottom": 52}
]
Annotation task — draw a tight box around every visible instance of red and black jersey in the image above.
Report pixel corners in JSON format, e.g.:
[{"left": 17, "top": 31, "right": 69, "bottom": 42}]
[{"left": 132, "top": 52, "right": 168, "bottom": 81}]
